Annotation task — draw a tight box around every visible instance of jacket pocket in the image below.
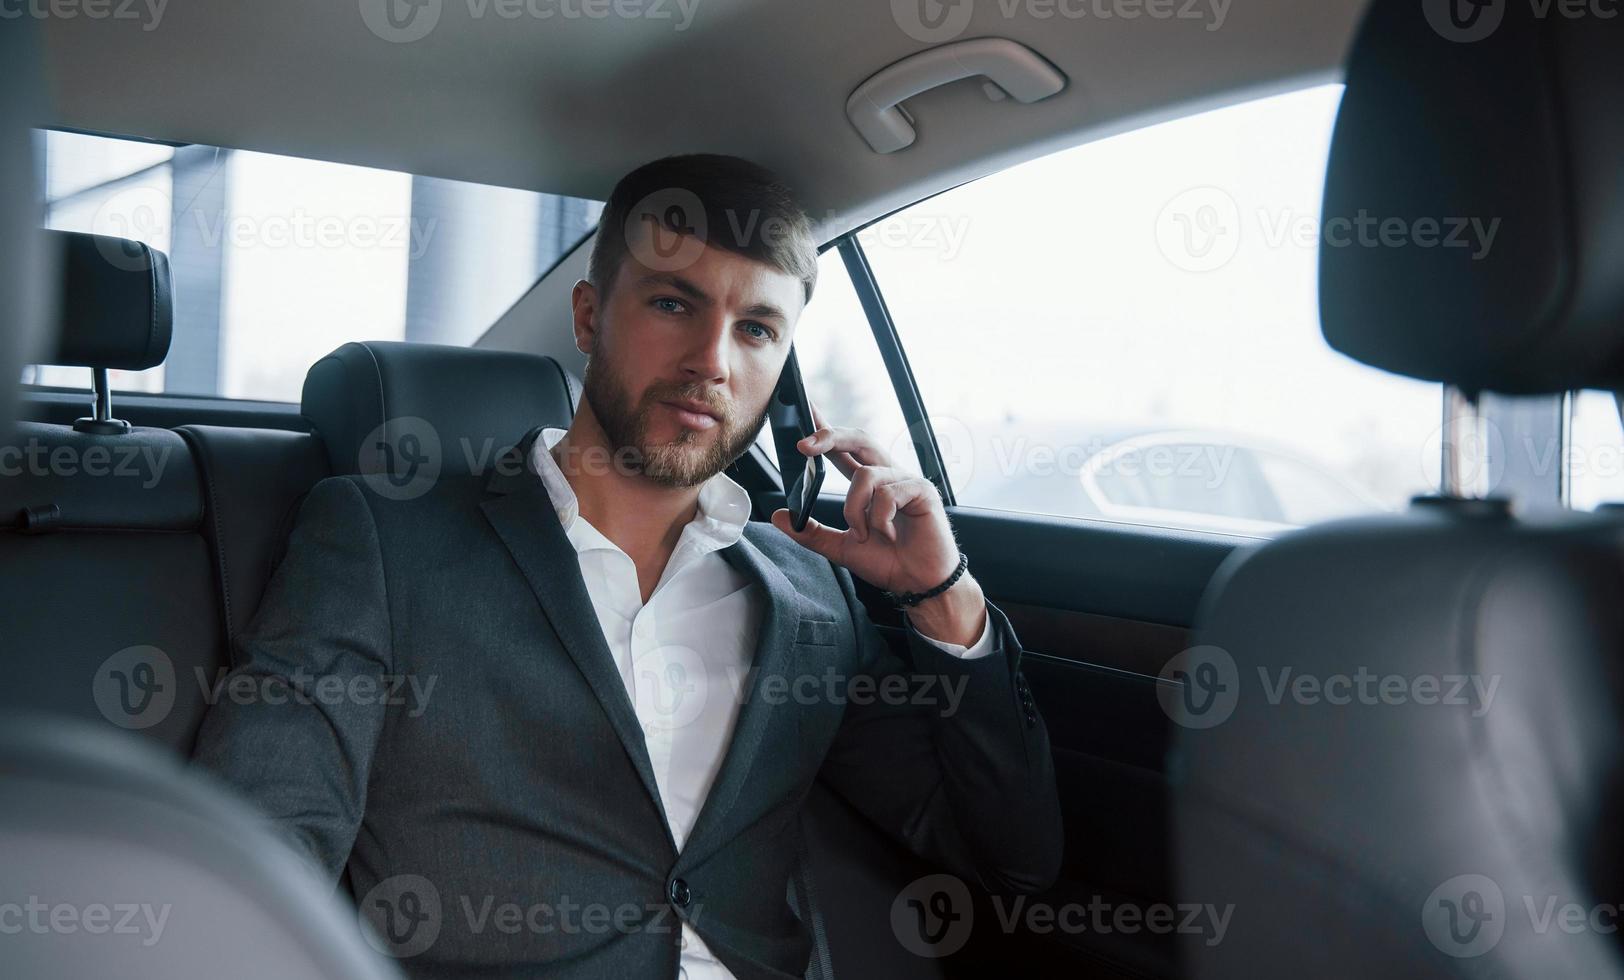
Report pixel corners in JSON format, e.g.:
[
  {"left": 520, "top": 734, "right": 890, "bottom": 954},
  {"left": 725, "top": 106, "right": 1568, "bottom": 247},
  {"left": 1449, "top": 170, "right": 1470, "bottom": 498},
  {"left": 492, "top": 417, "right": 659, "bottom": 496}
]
[{"left": 795, "top": 618, "right": 841, "bottom": 647}]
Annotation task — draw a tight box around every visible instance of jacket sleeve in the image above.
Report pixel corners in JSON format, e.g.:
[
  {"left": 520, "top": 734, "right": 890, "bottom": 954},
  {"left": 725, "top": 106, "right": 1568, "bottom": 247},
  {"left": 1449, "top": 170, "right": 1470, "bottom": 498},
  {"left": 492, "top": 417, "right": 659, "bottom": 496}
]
[
  {"left": 816, "top": 564, "right": 1065, "bottom": 894},
  {"left": 190, "top": 476, "right": 393, "bottom": 882}
]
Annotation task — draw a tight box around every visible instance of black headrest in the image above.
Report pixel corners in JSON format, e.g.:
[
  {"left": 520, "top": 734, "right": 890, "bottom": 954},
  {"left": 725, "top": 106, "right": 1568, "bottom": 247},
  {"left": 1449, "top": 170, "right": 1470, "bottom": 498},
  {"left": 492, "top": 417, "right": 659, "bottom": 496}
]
[
  {"left": 2, "top": 20, "right": 50, "bottom": 434},
  {"left": 1320, "top": 0, "right": 1624, "bottom": 395},
  {"left": 45, "top": 230, "right": 174, "bottom": 371},
  {"left": 301, "top": 341, "right": 577, "bottom": 479}
]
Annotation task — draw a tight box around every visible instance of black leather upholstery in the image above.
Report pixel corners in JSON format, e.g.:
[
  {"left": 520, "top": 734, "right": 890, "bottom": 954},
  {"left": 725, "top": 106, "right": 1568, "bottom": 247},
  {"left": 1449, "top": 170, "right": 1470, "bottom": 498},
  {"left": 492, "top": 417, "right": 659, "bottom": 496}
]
[
  {"left": 1, "top": 422, "right": 202, "bottom": 531},
  {"left": 177, "top": 425, "right": 331, "bottom": 651},
  {"left": 301, "top": 340, "right": 576, "bottom": 478},
  {"left": 1320, "top": 0, "right": 1624, "bottom": 394},
  {"left": 46, "top": 230, "right": 174, "bottom": 371},
  {"left": 1, "top": 714, "right": 402, "bottom": 980},
  {"left": 0, "top": 419, "right": 224, "bottom": 751},
  {"left": 1177, "top": 508, "right": 1624, "bottom": 978},
  {"left": 1, "top": 19, "right": 51, "bottom": 435},
  {"left": 1176, "top": 0, "right": 1624, "bottom": 976}
]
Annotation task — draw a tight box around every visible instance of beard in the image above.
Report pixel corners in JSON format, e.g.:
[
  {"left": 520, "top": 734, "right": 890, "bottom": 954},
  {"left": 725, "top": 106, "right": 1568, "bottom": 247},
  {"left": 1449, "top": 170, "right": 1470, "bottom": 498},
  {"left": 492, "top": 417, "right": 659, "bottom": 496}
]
[{"left": 580, "top": 341, "right": 768, "bottom": 489}]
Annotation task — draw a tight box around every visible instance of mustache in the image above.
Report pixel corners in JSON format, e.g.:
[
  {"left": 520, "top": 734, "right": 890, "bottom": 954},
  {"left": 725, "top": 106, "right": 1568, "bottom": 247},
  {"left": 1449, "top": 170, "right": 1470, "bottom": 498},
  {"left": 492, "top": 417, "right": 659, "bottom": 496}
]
[{"left": 643, "top": 385, "right": 729, "bottom": 420}]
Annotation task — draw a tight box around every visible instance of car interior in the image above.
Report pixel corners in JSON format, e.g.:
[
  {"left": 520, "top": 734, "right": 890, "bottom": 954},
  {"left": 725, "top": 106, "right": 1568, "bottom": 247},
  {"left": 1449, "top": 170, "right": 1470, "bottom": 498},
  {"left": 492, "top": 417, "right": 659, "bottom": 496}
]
[{"left": 3, "top": 0, "right": 1623, "bottom": 977}]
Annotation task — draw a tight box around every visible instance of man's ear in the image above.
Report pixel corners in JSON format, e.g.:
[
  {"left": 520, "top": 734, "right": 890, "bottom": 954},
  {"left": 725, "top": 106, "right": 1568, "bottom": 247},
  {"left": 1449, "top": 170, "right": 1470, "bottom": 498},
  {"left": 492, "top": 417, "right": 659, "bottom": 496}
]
[{"left": 569, "top": 279, "right": 600, "bottom": 355}]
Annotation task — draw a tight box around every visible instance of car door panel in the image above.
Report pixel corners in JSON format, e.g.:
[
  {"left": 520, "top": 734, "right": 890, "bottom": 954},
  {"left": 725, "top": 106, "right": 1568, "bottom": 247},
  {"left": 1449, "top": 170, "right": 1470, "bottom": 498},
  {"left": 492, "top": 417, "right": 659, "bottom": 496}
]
[{"left": 739, "top": 482, "right": 1240, "bottom": 979}]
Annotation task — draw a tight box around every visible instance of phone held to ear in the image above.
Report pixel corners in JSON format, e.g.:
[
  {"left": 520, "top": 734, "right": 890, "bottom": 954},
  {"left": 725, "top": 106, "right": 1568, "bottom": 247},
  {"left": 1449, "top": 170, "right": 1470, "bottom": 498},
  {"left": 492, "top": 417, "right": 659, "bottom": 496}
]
[{"left": 768, "top": 348, "right": 825, "bottom": 533}]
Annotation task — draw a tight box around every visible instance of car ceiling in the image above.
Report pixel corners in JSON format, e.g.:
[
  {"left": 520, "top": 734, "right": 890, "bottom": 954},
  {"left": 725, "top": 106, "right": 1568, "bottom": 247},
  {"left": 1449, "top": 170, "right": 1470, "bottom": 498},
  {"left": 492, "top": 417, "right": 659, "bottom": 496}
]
[{"left": 40, "top": 0, "right": 1368, "bottom": 241}]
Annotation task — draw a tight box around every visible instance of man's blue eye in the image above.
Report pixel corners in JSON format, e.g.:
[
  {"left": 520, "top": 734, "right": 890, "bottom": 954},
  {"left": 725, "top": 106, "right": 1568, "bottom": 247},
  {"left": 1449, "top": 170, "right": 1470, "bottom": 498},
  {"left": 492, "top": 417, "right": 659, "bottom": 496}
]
[
  {"left": 741, "top": 322, "right": 772, "bottom": 341},
  {"left": 654, "top": 297, "right": 683, "bottom": 313}
]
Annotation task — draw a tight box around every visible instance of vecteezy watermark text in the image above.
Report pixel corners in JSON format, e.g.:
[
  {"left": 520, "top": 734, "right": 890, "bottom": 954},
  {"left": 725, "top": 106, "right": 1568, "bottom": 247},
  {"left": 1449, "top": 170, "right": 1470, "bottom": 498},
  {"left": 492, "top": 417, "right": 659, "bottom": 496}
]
[
  {"left": 0, "top": 0, "right": 166, "bottom": 30},
  {"left": 358, "top": 875, "right": 695, "bottom": 959},
  {"left": 889, "top": 0, "right": 1230, "bottom": 44},
  {"left": 1157, "top": 646, "right": 1501, "bottom": 729},
  {"left": 1155, "top": 187, "right": 1502, "bottom": 273},
  {"left": 0, "top": 438, "right": 173, "bottom": 489},
  {"left": 0, "top": 898, "right": 171, "bottom": 947},
  {"left": 359, "top": 0, "right": 700, "bottom": 43},
  {"left": 890, "top": 874, "right": 1232, "bottom": 958}
]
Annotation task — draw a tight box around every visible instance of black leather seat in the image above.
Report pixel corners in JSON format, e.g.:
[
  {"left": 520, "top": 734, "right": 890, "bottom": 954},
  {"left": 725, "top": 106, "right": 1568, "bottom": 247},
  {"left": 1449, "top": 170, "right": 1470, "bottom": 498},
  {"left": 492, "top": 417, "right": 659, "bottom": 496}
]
[
  {"left": 295, "top": 339, "right": 950, "bottom": 980},
  {"left": 0, "top": 219, "right": 398, "bottom": 975},
  {"left": 174, "top": 426, "right": 330, "bottom": 650},
  {"left": 1173, "top": 2, "right": 1624, "bottom": 978},
  {"left": 1, "top": 714, "right": 404, "bottom": 980},
  {"left": 1, "top": 231, "right": 223, "bottom": 752},
  {"left": 300, "top": 339, "right": 579, "bottom": 485},
  {"left": 1, "top": 16, "right": 51, "bottom": 429}
]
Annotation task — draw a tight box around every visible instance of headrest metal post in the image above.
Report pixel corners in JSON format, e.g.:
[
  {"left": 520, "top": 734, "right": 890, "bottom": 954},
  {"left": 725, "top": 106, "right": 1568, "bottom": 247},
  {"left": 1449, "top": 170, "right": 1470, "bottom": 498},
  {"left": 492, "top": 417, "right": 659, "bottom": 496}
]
[
  {"left": 1441, "top": 385, "right": 1486, "bottom": 501},
  {"left": 72, "top": 367, "right": 131, "bottom": 435}
]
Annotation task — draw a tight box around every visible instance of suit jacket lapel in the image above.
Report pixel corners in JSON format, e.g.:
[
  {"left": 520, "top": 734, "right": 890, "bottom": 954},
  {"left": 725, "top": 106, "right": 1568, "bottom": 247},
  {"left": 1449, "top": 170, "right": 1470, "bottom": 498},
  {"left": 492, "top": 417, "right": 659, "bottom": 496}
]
[
  {"left": 679, "top": 526, "right": 801, "bottom": 867},
  {"left": 477, "top": 435, "right": 673, "bottom": 846}
]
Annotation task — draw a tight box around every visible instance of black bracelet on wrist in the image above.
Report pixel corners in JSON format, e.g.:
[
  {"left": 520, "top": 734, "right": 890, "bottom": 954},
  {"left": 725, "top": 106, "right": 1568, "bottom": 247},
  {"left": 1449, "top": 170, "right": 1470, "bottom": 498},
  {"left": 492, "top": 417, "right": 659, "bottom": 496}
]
[{"left": 883, "top": 551, "right": 970, "bottom": 608}]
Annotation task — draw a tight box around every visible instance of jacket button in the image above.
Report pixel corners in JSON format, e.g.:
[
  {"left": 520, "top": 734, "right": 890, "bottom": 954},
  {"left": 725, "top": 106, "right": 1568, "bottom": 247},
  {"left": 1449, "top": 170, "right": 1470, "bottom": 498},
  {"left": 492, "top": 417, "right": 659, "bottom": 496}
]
[{"left": 669, "top": 878, "right": 692, "bottom": 908}]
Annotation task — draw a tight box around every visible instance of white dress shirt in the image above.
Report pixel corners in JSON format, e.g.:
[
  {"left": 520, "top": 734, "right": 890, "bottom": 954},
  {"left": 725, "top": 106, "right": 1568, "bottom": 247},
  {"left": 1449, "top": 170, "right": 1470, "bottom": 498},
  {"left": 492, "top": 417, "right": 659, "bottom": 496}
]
[{"left": 529, "top": 427, "right": 992, "bottom": 979}]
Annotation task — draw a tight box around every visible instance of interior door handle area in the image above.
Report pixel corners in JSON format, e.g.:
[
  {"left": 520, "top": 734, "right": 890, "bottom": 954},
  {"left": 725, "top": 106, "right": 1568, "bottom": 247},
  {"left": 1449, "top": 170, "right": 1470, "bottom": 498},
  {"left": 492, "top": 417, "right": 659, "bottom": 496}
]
[{"left": 845, "top": 38, "right": 1068, "bottom": 154}]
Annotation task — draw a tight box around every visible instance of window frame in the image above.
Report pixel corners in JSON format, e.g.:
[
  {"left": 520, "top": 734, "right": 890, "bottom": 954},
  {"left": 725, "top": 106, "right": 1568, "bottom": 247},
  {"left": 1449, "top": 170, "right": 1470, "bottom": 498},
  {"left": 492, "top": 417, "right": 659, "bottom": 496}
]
[{"left": 34, "top": 127, "right": 603, "bottom": 405}]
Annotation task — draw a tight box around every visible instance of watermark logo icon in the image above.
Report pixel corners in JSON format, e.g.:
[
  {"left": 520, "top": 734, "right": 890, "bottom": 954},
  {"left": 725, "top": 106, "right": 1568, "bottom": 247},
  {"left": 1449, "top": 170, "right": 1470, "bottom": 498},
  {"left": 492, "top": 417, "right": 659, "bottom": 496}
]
[
  {"left": 1156, "top": 186, "right": 1241, "bottom": 273},
  {"left": 891, "top": 0, "right": 975, "bottom": 42},
  {"left": 89, "top": 186, "right": 172, "bottom": 273},
  {"left": 1423, "top": 0, "right": 1505, "bottom": 42},
  {"left": 1157, "top": 645, "right": 1239, "bottom": 729},
  {"left": 888, "top": 415, "right": 977, "bottom": 493},
  {"left": 634, "top": 644, "right": 708, "bottom": 733},
  {"left": 1420, "top": 414, "right": 1505, "bottom": 496},
  {"left": 93, "top": 645, "right": 177, "bottom": 730},
  {"left": 1423, "top": 874, "right": 1506, "bottom": 957},
  {"left": 360, "top": 0, "right": 443, "bottom": 42},
  {"left": 624, "top": 187, "right": 708, "bottom": 273},
  {"left": 892, "top": 874, "right": 974, "bottom": 957},
  {"left": 359, "top": 874, "right": 443, "bottom": 958},
  {"left": 359, "top": 416, "right": 443, "bottom": 501}
]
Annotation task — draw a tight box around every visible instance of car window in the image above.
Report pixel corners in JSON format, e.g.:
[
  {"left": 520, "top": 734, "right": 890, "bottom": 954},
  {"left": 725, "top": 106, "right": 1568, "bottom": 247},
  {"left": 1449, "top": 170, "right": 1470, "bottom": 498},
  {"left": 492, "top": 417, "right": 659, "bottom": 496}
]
[
  {"left": 1568, "top": 390, "right": 1624, "bottom": 510},
  {"left": 859, "top": 84, "right": 1444, "bottom": 535},
  {"left": 754, "top": 247, "right": 922, "bottom": 494},
  {"left": 32, "top": 130, "right": 603, "bottom": 402}
]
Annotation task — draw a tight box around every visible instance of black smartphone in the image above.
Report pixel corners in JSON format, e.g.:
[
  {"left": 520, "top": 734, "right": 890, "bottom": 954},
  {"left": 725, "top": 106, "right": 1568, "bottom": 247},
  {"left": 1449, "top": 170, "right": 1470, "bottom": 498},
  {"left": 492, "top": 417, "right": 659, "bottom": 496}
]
[{"left": 768, "top": 348, "right": 825, "bottom": 533}]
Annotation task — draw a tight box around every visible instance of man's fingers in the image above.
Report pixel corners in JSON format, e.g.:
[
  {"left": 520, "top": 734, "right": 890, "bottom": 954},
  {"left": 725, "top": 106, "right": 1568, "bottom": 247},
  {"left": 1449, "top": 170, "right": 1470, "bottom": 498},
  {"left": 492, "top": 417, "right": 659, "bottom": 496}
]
[
  {"left": 799, "top": 425, "right": 892, "bottom": 472},
  {"left": 799, "top": 427, "right": 860, "bottom": 479},
  {"left": 841, "top": 466, "right": 911, "bottom": 543},
  {"left": 870, "top": 476, "right": 936, "bottom": 542},
  {"left": 770, "top": 508, "right": 846, "bottom": 561},
  {"left": 843, "top": 467, "right": 879, "bottom": 543}
]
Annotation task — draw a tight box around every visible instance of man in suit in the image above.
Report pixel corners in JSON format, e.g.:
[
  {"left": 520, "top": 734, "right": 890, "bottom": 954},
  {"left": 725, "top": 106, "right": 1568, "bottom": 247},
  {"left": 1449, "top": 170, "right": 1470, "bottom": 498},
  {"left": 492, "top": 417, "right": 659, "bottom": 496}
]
[{"left": 193, "top": 154, "right": 1062, "bottom": 979}]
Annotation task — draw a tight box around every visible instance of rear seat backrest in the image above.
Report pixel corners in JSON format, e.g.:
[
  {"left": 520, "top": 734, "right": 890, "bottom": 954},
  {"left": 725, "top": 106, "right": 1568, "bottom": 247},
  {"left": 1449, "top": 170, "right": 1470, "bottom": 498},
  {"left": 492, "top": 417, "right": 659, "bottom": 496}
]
[
  {"left": 175, "top": 426, "right": 330, "bottom": 650},
  {"left": 2, "top": 216, "right": 401, "bottom": 979},
  {"left": 1, "top": 231, "right": 219, "bottom": 753},
  {"left": 301, "top": 339, "right": 578, "bottom": 481}
]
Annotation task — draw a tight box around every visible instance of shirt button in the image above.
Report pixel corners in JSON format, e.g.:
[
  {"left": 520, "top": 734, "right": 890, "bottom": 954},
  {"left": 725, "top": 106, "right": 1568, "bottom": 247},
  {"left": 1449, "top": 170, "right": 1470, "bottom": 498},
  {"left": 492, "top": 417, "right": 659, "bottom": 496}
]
[{"left": 669, "top": 877, "right": 692, "bottom": 908}]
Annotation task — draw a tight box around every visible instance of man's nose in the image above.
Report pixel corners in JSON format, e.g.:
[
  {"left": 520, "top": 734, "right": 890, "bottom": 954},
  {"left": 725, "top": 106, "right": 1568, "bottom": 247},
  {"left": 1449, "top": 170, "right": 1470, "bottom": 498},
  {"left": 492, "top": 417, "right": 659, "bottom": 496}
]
[{"left": 679, "top": 314, "right": 732, "bottom": 385}]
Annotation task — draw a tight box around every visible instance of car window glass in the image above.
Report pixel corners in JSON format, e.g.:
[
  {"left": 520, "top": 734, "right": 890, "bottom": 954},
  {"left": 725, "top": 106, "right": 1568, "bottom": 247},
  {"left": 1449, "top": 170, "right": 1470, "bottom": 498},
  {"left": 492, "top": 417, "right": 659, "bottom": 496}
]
[
  {"left": 34, "top": 130, "right": 602, "bottom": 402},
  {"left": 860, "top": 84, "right": 1442, "bottom": 535},
  {"left": 753, "top": 248, "right": 922, "bottom": 494}
]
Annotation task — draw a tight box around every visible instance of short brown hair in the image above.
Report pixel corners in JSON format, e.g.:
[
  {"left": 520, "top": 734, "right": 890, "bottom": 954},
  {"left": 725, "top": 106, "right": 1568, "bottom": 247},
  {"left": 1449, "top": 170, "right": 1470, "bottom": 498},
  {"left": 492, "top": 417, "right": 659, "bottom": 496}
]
[{"left": 588, "top": 154, "right": 819, "bottom": 304}]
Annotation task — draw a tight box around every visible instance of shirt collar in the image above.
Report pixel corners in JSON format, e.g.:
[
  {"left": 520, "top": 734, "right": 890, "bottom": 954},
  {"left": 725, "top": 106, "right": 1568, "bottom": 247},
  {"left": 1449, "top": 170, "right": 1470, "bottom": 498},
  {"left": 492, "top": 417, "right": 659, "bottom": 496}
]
[{"left": 528, "top": 427, "right": 753, "bottom": 557}]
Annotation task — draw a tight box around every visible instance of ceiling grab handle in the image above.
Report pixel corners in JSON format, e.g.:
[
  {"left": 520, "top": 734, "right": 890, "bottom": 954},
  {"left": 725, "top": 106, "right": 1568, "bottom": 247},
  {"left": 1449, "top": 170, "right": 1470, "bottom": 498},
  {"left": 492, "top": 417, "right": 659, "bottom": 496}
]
[{"left": 845, "top": 38, "right": 1067, "bottom": 154}]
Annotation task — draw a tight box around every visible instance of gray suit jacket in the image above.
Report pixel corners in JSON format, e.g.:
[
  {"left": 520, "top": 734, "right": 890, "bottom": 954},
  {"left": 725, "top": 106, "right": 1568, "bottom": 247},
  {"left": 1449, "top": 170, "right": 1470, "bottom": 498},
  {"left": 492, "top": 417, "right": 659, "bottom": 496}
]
[{"left": 193, "top": 434, "right": 1063, "bottom": 979}]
